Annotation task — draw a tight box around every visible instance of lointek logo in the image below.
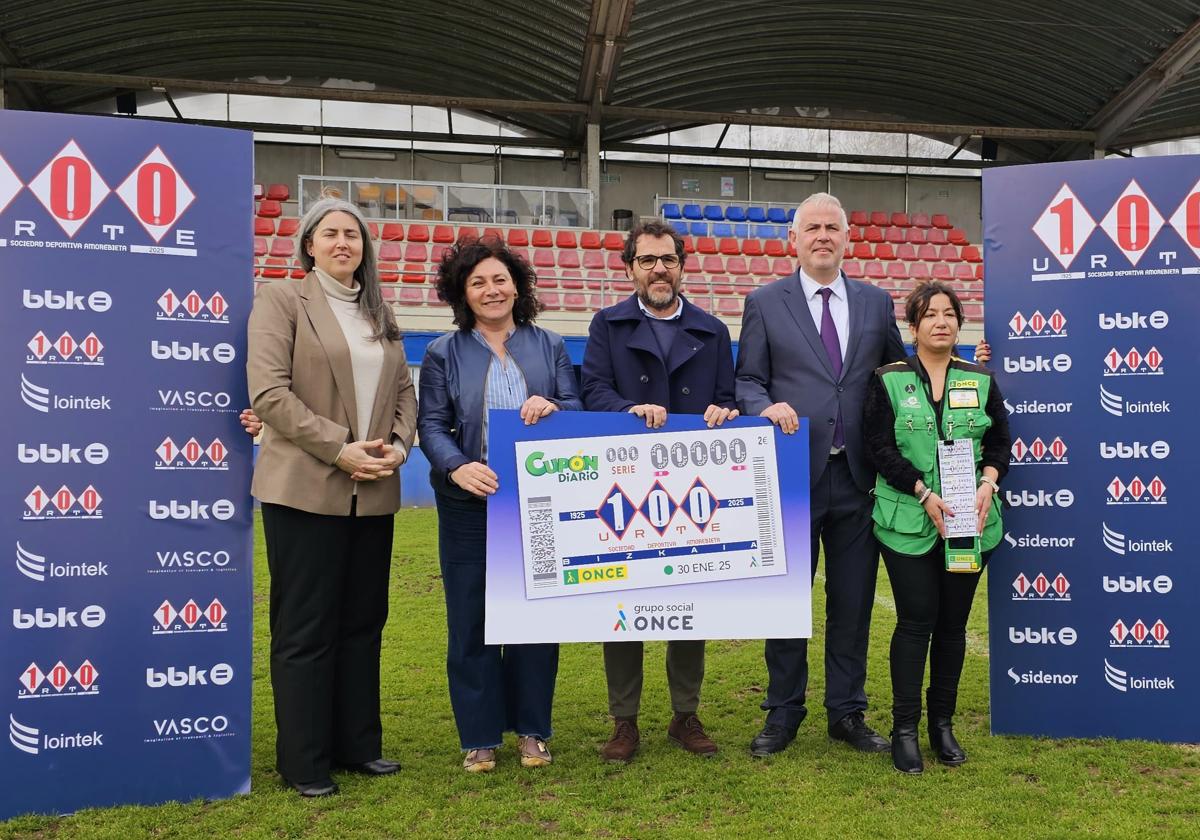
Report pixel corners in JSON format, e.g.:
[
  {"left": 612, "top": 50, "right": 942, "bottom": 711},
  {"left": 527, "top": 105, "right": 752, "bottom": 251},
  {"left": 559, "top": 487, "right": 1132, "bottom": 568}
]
[
  {"left": 1106, "top": 475, "right": 1166, "bottom": 505},
  {"left": 1100, "top": 384, "right": 1169, "bottom": 418},
  {"left": 1109, "top": 619, "right": 1170, "bottom": 648},
  {"left": 8, "top": 713, "right": 104, "bottom": 756},
  {"left": 152, "top": 598, "right": 228, "bottom": 635},
  {"left": 1007, "top": 667, "right": 1078, "bottom": 686},
  {"left": 152, "top": 548, "right": 233, "bottom": 573},
  {"left": 147, "top": 714, "right": 234, "bottom": 743},
  {"left": 12, "top": 605, "right": 106, "bottom": 630},
  {"left": 1103, "top": 346, "right": 1164, "bottom": 377},
  {"left": 26, "top": 331, "right": 103, "bottom": 366},
  {"left": 1099, "top": 440, "right": 1169, "bottom": 460},
  {"left": 1003, "top": 354, "right": 1072, "bottom": 374},
  {"left": 152, "top": 388, "right": 235, "bottom": 414},
  {"left": 23, "top": 485, "right": 102, "bottom": 520},
  {"left": 1012, "top": 572, "right": 1070, "bottom": 601},
  {"left": 1005, "top": 488, "right": 1074, "bottom": 508},
  {"left": 1004, "top": 398, "right": 1072, "bottom": 415},
  {"left": 16, "top": 541, "right": 109, "bottom": 582},
  {"left": 1102, "top": 575, "right": 1173, "bottom": 595},
  {"left": 146, "top": 663, "right": 234, "bottom": 688},
  {"left": 1009, "top": 626, "right": 1077, "bottom": 645},
  {"left": 1098, "top": 310, "right": 1169, "bottom": 330},
  {"left": 1103, "top": 659, "right": 1175, "bottom": 692},
  {"left": 1101, "top": 521, "right": 1173, "bottom": 556},
  {"left": 154, "top": 437, "right": 229, "bottom": 471},
  {"left": 1004, "top": 532, "right": 1076, "bottom": 550},
  {"left": 157, "top": 289, "right": 229, "bottom": 324},
  {"left": 17, "top": 442, "right": 109, "bottom": 465},
  {"left": 1010, "top": 436, "right": 1068, "bottom": 466},
  {"left": 150, "top": 340, "right": 236, "bottom": 364},
  {"left": 1007, "top": 309, "right": 1067, "bottom": 340},
  {"left": 18, "top": 660, "right": 99, "bottom": 699},
  {"left": 23, "top": 289, "right": 112, "bottom": 312},
  {"left": 20, "top": 373, "right": 111, "bottom": 414},
  {"left": 148, "top": 498, "right": 235, "bottom": 521}
]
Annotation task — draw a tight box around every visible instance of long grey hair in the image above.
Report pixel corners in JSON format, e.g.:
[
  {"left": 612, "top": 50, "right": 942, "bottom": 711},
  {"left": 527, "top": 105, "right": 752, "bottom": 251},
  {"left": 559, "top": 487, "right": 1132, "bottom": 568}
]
[{"left": 296, "top": 197, "right": 400, "bottom": 342}]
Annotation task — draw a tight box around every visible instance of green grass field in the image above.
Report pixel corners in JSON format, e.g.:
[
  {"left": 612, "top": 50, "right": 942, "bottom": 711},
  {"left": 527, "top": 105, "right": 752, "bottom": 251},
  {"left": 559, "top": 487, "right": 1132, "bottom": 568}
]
[{"left": 4, "top": 510, "right": 1197, "bottom": 839}]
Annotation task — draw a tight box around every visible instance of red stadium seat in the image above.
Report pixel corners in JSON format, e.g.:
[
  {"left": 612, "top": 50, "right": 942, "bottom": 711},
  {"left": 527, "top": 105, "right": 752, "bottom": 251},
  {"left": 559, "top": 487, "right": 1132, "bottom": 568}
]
[
  {"left": 558, "top": 271, "right": 584, "bottom": 290},
  {"left": 507, "top": 228, "right": 529, "bottom": 247},
  {"left": 865, "top": 261, "right": 887, "bottom": 280},
  {"left": 852, "top": 242, "right": 873, "bottom": 260},
  {"left": 954, "top": 263, "right": 975, "bottom": 280},
  {"left": 290, "top": 261, "right": 306, "bottom": 280},
  {"left": 771, "top": 258, "right": 793, "bottom": 276},
  {"left": 891, "top": 212, "right": 910, "bottom": 227},
  {"left": 257, "top": 200, "right": 282, "bottom": 218},
  {"left": 404, "top": 243, "right": 429, "bottom": 262},
  {"left": 557, "top": 250, "right": 580, "bottom": 269},
  {"left": 741, "top": 238, "right": 763, "bottom": 256},
  {"left": 875, "top": 243, "right": 896, "bottom": 261},
  {"left": 254, "top": 218, "right": 274, "bottom": 236},
  {"left": 506, "top": 246, "right": 527, "bottom": 263},
  {"left": 580, "top": 232, "right": 601, "bottom": 250},
  {"left": 563, "top": 293, "right": 588, "bottom": 311},
  {"left": 369, "top": 223, "right": 381, "bottom": 240},
  {"left": 402, "top": 263, "right": 427, "bottom": 283},
  {"left": 397, "top": 287, "right": 425, "bottom": 306},
  {"left": 961, "top": 245, "right": 982, "bottom": 263},
  {"left": 533, "top": 249, "right": 555, "bottom": 267},
  {"left": 691, "top": 295, "right": 712, "bottom": 312},
  {"left": 702, "top": 255, "right": 725, "bottom": 274},
  {"left": 405, "top": 224, "right": 429, "bottom": 242},
  {"left": 582, "top": 250, "right": 605, "bottom": 270},
  {"left": 269, "top": 238, "right": 294, "bottom": 257},
  {"left": 456, "top": 226, "right": 480, "bottom": 243},
  {"left": 975, "top": 263, "right": 985, "bottom": 281},
  {"left": 887, "top": 262, "right": 909, "bottom": 280},
  {"left": 717, "top": 297, "right": 743, "bottom": 316},
  {"left": 379, "top": 262, "right": 400, "bottom": 283},
  {"left": 905, "top": 227, "right": 926, "bottom": 244},
  {"left": 711, "top": 277, "right": 734, "bottom": 295},
  {"left": 277, "top": 218, "right": 299, "bottom": 238},
  {"left": 948, "top": 228, "right": 968, "bottom": 246},
  {"left": 843, "top": 260, "right": 864, "bottom": 278},
  {"left": 931, "top": 213, "right": 952, "bottom": 229},
  {"left": 963, "top": 303, "right": 984, "bottom": 321},
  {"left": 539, "top": 292, "right": 562, "bottom": 310},
  {"left": 885, "top": 226, "right": 906, "bottom": 244},
  {"left": 265, "top": 184, "right": 290, "bottom": 202},
  {"left": 531, "top": 230, "right": 553, "bottom": 247},
  {"left": 909, "top": 262, "right": 931, "bottom": 280},
  {"left": 376, "top": 242, "right": 400, "bottom": 262},
  {"left": 765, "top": 240, "right": 787, "bottom": 257},
  {"left": 749, "top": 257, "right": 772, "bottom": 276},
  {"left": 719, "top": 237, "right": 740, "bottom": 255},
  {"left": 939, "top": 244, "right": 962, "bottom": 263},
  {"left": 378, "top": 223, "right": 402, "bottom": 241},
  {"left": 734, "top": 277, "right": 758, "bottom": 295},
  {"left": 696, "top": 237, "right": 718, "bottom": 254},
  {"left": 896, "top": 243, "right": 917, "bottom": 261},
  {"left": 869, "top": 211, "right": 888, "bottom": 227},
  {"left": 681, "top": 235, "right": 695, "bottom": 254},
  {"left": 849, "top": 210, "right": 869, "bottom": 226},
  {"left": 482, "top": 227, "right": 502, "bottom": 241},
  {"left": 684, "top": 255, "right": 701, "bottom": 274},
  {"left": 865, "top": 226, "right": 884, "bottom": 243},
  {"left": 931, "top": 263, "right": 952, "bottom": 280},
  {"left": 603, "top": 232, "right": 624, "bottom": 251},
  {"left": 432, "top": 225, "right": 455, "bottom": 244},
  {"left": 917, "top": 243, "right": 938, "bottom": 262},
  {"left": 262, "top": 257, "right": 288, "bottom": 279},
  {"left": 911, "top": 212, "right": 931, "bottom": 228},
  {"left": 555, "top": 230, "right": 577, "bottom": 249},
  {"left": 848, "top": 225, "right": 863, "bottom": 242},
  {"left": 253, "top": 237, "right": 268, "bottom": 257},
  {"left": 926, "top": 228, "right": 947, "bottom": 245},
  {"left": 726, "top": 257, "right": 748, "bottom": 275},
  {"left": 535, "top": 270, "right": 558, "bottom": 289},
  {"left": 607, "top": 253, "right": 625, "bottom": 271}
]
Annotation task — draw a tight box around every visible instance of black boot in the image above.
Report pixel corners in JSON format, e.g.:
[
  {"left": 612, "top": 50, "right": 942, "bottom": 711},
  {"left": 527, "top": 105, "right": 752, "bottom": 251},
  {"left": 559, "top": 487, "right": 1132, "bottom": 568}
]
[
  {"left": 890, "top": 721, "right": 923, "bottom": 774},
  {"left": 928, "top": 714, "right": 966, "bottom": 766}
]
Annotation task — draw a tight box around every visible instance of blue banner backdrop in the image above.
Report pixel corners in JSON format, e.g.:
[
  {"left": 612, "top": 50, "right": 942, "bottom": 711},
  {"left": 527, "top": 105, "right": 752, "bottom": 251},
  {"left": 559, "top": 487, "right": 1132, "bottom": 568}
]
[
  {"left": 984, "top": 155, "right": 1199, "bottom": 742},
  {"left": 0, "top": 111, "right": 254, "bottom": 818}
]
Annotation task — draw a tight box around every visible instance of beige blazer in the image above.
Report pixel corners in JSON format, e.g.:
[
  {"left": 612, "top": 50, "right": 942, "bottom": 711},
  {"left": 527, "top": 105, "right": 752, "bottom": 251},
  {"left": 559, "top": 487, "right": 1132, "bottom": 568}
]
[{"left": 247, "top": 273, "right": 417, "bottom": 516}]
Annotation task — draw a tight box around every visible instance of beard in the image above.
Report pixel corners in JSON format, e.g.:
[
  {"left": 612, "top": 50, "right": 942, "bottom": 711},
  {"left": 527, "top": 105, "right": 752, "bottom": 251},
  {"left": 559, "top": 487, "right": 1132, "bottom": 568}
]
[{"left": 638, "top": 275, "right": 680, "bottom": 311}]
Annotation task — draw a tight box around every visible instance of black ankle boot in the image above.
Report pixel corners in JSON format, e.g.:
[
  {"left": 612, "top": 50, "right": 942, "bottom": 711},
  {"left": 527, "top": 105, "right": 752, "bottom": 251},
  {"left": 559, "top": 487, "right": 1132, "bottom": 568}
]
[
  {"left": 928, "top": 715, "right": 967, "bottom": 766},
  {"left": 890, "top": 722, "right": 923, "bottom": 774}
]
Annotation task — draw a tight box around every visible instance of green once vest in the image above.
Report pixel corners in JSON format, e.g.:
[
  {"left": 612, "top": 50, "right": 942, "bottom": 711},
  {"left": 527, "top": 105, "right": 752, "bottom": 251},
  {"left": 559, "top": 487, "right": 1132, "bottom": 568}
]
[{"left": 872, "top": 359, "right": 1003, "bottom": 556}]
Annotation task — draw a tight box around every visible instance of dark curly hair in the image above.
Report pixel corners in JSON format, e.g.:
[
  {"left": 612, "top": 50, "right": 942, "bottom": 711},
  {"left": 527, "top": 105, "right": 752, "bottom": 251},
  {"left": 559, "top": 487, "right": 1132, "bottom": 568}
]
[{"left": 435, "top": 235, "right": 543, "bottom": 330}]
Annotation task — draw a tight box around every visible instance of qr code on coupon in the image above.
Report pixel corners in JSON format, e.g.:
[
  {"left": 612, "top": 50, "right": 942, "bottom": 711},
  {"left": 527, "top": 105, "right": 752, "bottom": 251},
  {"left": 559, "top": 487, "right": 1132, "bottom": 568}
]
[{"left": 527, "top": 497, "right": 557, "bottom": 586}]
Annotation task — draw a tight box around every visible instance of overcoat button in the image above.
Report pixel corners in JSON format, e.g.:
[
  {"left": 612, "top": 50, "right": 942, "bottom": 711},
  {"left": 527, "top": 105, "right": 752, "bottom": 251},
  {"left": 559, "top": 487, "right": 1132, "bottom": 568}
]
[
  {"left": 640, "top": 374, "right": 650, "bottom": 383},
  {"left": 681, "top": 387, "right": 691, "bottom": 395},
  {"left": 827, "top": 418, "right": 836, "bottom": 425}
]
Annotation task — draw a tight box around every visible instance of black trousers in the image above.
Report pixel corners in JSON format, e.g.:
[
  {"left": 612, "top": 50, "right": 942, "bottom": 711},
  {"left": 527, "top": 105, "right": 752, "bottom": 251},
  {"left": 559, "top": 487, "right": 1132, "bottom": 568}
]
[
  {"left": 262, "top": 500, "right": 394, "bottom": 783},
  {"left": 880, "top": 541, "right": 988, "bottom": 725},
  {"left": 762, "top": 455, "right": 881, "bottom": 729}
]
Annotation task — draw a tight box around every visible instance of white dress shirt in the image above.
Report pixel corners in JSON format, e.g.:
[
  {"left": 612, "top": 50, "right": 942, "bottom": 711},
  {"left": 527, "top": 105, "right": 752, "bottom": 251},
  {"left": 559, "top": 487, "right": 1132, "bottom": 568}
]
[{"left": 798, "top": 268, "right": 849, "bottom": 361}]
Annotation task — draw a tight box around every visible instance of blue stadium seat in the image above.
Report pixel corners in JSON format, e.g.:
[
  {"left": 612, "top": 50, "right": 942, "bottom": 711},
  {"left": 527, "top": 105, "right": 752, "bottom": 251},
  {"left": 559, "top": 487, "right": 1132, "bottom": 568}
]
[
  {"left": 747, "top": 207, "right": 768, "bottom": 223},
  {"left": 670, "top": 220, "right": 689, "bottom": 235},
  {"left": 767, "top": 208, "right": 788, "bottom": 224},
  {"left": 661, "top": 203, "right": 682, "bottom": 219},
  {"left": 752, "top": 224, "right": 774, "bottom": 238},
  {"left": 733, "top": 223, "right": 748, "bottom": 238},
  {"left": 703, "top": 205, "right": 725, "bottom": 221},
  {"left": 682, "top": 204, "right": 703, "bottom": 220},
  {"left": 689, "top": 221, "right": 709, "bottom": 236},
  {"left": 725, "top": 206, "right": 747, "bottom": 222},
  {"left": 711, "top": 222, "right": 733, "bottom": 237},
  {"left": 786, "top": 208, "right": 797, "bottom": 222}
]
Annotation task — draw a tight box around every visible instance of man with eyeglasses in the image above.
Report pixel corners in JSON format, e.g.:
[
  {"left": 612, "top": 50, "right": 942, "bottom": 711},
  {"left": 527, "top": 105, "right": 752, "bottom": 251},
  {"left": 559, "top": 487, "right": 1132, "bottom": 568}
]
[{"left": 581, "top": 218, "right": 739, "bottom": 763}]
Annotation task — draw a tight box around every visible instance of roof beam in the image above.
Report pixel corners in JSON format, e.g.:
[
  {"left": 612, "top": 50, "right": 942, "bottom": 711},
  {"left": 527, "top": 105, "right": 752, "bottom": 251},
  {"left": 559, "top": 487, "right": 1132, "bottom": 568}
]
[
  {"left": 0, "top": 28, "right": 47, "bottom": 109},
  {"left": 575, "top": 0, "right": 636, "bottom": 137}
]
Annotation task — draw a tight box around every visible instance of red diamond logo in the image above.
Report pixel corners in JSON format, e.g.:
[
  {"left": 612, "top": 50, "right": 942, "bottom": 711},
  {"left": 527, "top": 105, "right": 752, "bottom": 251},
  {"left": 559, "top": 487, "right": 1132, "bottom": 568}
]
[{"left": 27, "top": 140, "right": 111, "bottom": 237}]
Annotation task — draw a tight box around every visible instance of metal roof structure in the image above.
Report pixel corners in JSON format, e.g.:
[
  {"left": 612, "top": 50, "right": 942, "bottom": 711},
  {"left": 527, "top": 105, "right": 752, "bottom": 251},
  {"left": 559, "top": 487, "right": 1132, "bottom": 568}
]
[{"left": 3, "top": 1, "right": 1200, "bottom": 164}]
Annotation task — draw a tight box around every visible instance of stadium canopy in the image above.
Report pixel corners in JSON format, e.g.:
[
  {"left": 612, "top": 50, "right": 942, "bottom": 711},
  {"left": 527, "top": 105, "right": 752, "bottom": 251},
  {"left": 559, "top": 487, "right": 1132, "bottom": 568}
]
[{"left": 3, "top": 0, "right": 1200, "bottom": 166}]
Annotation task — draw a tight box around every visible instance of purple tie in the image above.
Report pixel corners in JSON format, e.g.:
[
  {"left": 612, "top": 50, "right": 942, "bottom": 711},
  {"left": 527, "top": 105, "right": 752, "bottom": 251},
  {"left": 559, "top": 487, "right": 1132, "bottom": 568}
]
[{"left": 817, "top": 287, "right": 845, "bottom": 448}]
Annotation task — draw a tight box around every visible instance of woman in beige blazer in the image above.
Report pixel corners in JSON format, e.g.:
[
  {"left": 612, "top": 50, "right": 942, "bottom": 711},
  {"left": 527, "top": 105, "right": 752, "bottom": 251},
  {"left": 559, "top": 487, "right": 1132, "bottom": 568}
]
[{"left": 247, "top": 197, "right": 416, "bottom": 797}]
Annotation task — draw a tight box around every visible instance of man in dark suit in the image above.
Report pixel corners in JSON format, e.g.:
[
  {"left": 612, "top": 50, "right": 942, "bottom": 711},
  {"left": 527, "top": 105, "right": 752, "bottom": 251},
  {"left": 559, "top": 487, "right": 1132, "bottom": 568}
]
[
  {"left": 582, "top": 219, "right": 739, "bottom": 763},
  {"left": 736, "top": 192, "right": 906, "bottom": 756}
]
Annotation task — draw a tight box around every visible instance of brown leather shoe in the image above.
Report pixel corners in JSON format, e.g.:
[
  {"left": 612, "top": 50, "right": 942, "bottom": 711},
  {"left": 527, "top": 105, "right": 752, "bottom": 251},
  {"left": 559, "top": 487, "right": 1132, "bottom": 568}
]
[
  {"left": 668, "top": 713, "right": 718, "bottom": 756},
  {"left": 600, "top": 718, "right": 639, "bottom": 763}
]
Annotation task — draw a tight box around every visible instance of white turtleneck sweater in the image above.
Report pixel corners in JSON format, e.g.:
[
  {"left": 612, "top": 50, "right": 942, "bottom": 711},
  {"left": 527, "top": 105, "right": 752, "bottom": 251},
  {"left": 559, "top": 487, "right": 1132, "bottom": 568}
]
[{"left": 314, "top": 267, "right": 384, "bottom": 444}]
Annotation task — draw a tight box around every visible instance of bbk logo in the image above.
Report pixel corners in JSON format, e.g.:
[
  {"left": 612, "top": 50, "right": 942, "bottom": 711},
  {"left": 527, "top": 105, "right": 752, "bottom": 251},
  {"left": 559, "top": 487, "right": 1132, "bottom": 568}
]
[
  {"left": 1007, "top": 309, "right": 1067, "bottom": 340},
  {"left": 1103, "top": 346, "right": 1163, "bottom": 377},
  {"left": 147, "top": 714, "right": 233, "bottom": 744},
  {"left": 150, "top": 340, "right": 236, "bottom": 364},
  {"left": 146, "top": 663, "right": 234, "bottom": 688},
  {"left": 152, "top": 598, "right": 228, "bottom": 635},
  {"left": 16, "top": 541, "right": 109, "bottom": 582},
  {"left": 1098, "top": 310, "right": 1169, "bottom": 330},
  {"left": 18, "top": 660, "right": 100, "bottom": 700},
  {"left": 22, "top": 289, "right": 112, "bottom": 313},
  {"left": 1010, "top": 436, "right": 1068, "bottom": 466},
  {"left": 1002, "top": 354, "right": 1072, "bottom": 374},
  {"left": 1004, "top": 398, "right": 1073, "bottom": 416},
  {"left": 1106, "top": 475, "right": 1166, "bottom": 505},
  {"left": 23, "top": 485, "right": 103, "bottom": 520},
  {"left": 1101, "top": 521, "right": 1173, "bottom": 556},
  {"left": 154, "top": 437, "right": 229, "bottom": 471},
  {"left": 1103, "top": 575, "right": 1173, "bottom": 595},
  {"left": 148, "top": 498, "right": 235, "bottom": 521},
  {"left": 1099, "top": 440, "right": 1169, "bottom": 460},
  {"left": 1104, "top": 659, "right": 1175, "bottom": 692},
  {"left": 8, "top": 713, "right": 104, "bottom": 756},
  {"left": 17, "top": 442, "right": 109, "bottom": 465},
  {"left": 153, "top": 388, "right": 234, "bottom": 414},
  {"left": 20, "top": 374, "right": 112, "bottom": 414},
  {"left": 1007, "top": 667, "right": 1078, "bottom": 686},
  {"left": 1004, "top": 532, "right": 1076, "bottom": 550},
  {"left": 157, "top": 289, "right": 229, "bottom": 324},
  {"left": 1011, "top": 572, "right": 1071, "bottom": 601},
  {"left": 151, "top": 548, "right": 234, "bottom": 574},
  {"left": 12, "top": 605, "right": 106, "bottom": 630},
  {"left": 1100, "top": 384, "right": 1170, "bottom": 418},
  {"left": 1008, "top": 626, "right": 1077, "bottom": 646},
  {"left": 1005, "top": 488, "right": 1074, "bottom": 508},
  {"left": 1109, "top": 618, "right": 1170, "bottom": 648},
  {"left": 25, "top": 331, "right": 104, "bottom": 366}
]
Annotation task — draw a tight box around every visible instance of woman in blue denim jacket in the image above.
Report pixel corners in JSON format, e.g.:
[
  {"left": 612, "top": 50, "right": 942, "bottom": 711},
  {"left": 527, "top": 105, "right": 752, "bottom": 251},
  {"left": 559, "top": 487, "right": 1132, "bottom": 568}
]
[{"left": 418, "top": 235, "right": 581, "bottom": 773}]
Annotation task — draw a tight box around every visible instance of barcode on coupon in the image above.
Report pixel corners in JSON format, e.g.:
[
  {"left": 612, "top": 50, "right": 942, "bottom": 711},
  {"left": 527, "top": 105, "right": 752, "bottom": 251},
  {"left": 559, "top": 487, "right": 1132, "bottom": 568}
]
[
  {"left": 527, "top": 496, "right": 558, "bottom": 587},
  {"left": 752, "top": 457, "right": 775, "bottom": 566}
]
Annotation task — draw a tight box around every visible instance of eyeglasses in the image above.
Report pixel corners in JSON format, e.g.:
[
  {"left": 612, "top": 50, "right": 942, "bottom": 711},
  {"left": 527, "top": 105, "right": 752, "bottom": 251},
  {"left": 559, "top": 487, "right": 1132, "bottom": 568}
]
[{"left": 633, "top": 253, "right": 681, "bottom": 270}]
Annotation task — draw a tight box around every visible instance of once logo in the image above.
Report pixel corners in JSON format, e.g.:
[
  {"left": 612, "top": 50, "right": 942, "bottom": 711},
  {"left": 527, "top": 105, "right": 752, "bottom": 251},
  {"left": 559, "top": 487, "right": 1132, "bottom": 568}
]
[
  {"left": 1008, "top": 626, "right": 1077, "bottom": 646},
  {"left": 20, "top": 374, "right": 111, "bottom": 414},
  {"left": 1004, "top": 532, "right": 1076, "bottom": 550},
  {"left": 1002, "top": 354, "right": 1072, "bottom": 374},
  {"left": 154, "top": 437, "right": 229, "bottom": 471},
  {"left": 1103, "top": 346, "right": 1164, "bottom": 377},
  {"left": 148, "top": 714, "right": 232, "bottom": 742},
  {"left": 1109, "top": 619, "right": 1170, "bottom": 648},
  {"left": 1011, "top": 572, "right": 1070, "bottom": 600},
  {"left": 153, "top": 549, "right": 233, "bottom": 571},
  {"left": 1101, "top": 522, "right": 1172, "bottom": 556},
  {"left": 1106, "top": 475, "right": 1166, "bottom": 505},
  {"left": 1098, "top": 311, "right": 1169, "bottom": 330},
  {"left": 1006, "top": 667, "right": 1078, "bottom": 686},
  {"left": 17, "top": 442, "right": 109, "bottom": 465},
  {"left": 16, "top": 541, "right": 109, "bottom": 582},
  {"left": 1005, "top": 489, "right": 1074, "bottom": 508},
  {"left": 157, "top": 289, "right": 229, "bottom": 324},
  {"left": 1004, "top": 398, "right": 1072, "bottom": 415},
  {"left": 1099, "top": 441, "right": 1169, "bottom": 460},
  {"left": 1100, "top": 384, "right": 1169, "bottom": 418},
  {"left": 152, "top": 598, "right": 228, "bottom": 635},
  {"left": 1102, "top": 575, "right": 1173, "bottom": 595},
  {"left": 1103, "top": 659, "right": 1175, "bottom": 692},
  {"left": 23, "top": 485, "right": 103, "bottom": 520},
  {"left": 12, "top": 605, "right": 106, "bottom": 630},
  {"left": 26, "top": 331, "right": 104, "bottom": 366},
  {"left": 148, "top": 499, "right": 235, "bottom": 521},
  {"left": 153, "top": 389, "right": 234, "bottom": 413},
  {"left": 8, "top": 714, "right": 104, "bottom": 755},
  {"left": 145, "top": 663, "right": 234, "bottom": 688},
  {"left": 18, "top": 660, "right": 100, "bottom": 699},
  {"left": 150, "top": 340, "right": 236, "bottom": 364},
  {"left": 22, "top": 289, "right": 112, "bottom": 312}
]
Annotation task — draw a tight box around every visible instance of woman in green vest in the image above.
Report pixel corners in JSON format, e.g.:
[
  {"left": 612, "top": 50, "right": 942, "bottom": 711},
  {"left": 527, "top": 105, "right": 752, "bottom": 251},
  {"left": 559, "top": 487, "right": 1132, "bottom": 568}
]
[{"left": 863, "top": 281, "right": 1010, "bottom": 774}]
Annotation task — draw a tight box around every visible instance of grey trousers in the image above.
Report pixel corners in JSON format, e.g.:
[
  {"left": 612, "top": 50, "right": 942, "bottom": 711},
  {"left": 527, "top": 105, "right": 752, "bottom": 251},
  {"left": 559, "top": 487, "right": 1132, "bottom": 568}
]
[{"left": 603, "top": 640, "right": 706, "bottom": 718}]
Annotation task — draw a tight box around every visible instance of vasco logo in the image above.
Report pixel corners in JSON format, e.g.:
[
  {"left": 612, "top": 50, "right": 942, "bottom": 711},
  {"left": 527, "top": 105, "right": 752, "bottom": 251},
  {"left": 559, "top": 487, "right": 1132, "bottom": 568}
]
[
  {"left": 1098, "top": 311, "right": 1168, "bottom": 330},
  {"left": 17, "top": 442, "right": 109, "bottom": 465},
  {"left": 1109, "top": 619, "right": 1170, "bottom": 648},
  {"left": 1004, "top": 532, "right": 1076, "bottom": 550},
  {"left": 1010, "top": 436, "right": 1067, "bottom": 466},
  {"left": 1106, "top": 475, "right": 1166, "bottom": 505},
  {"left": 12, "top": 605, "right": 106, "bottom": 630},
  {"left": 152, "top": 598, "right": 228, "bottom": 635},
  {"left": 147, "top": 714, "right": 233, "bottom": 743},
  {"left": 1103, "top": 346, "right": 1163, "bottom": 377},
  {"left": 1099, "top": 440, "right": 1169, "bottom": 460},
  {"left": 1103, "top": 659, "right": 1175, "bottom": 692},
  {"left": 22, "top": 289, "right": 112, "bottom": 312},
  {"left": 152, "top": 549, "right": 233, "bottom": 573},
  {"left": 156, "top": 289, "right": 230, "bottom": 324},
  {"left": 25, "top": 331, "right": 103, "bottom": 365},
  {"left": 1005, "top": 489, "right": 1074, "bottom": 508},
  {"left": 145, "top": 663, "right": 234, "bottom": 688},
  {"left": 148, "top": 498, "right": 235, "bottom": 520},
  {"left": 1007, "top": 310, "right": 1067, "bottom": 339},
  {"left": 1102, "top": 575, "right": 1173, "bottom": 595},
  {"left": 152, "top": 388, "right": 234, "bottom": 414},
  {"left": 23, "top": 485, "right": 103, "bottom": 520},
  {"left": 1101, "top": 521, "right": 1172, "bottom": 556},
  {"left": 1002, "top": 354, "right": 1071, "bottom": 374},
  {"left": 18, "top": 660, "right": 99, "bottom": 699},
  {"left": 1007, "top": 667, "right": 1078, "bottom": 686},
  {"left": 1099, "top": 384, "right": 1169, "bottom": 417},
  {"left": 8, "top": 714, "right": 104, "bottom": 756},
  {"left": 150, "top": 340, "right": 236, "bottom": 364},
  {"left": 1011, "top": 572, "right": 1070, "bottom": 601},
  {"left": 1008, "top": 626, "right": 1077, "bottom": 645},
  {"left": 154, "top": 437, "right": 229, "bottom": 471},
  {"left": 20, "top": 374, "right": 111, "bottom": 414},
  {"left": 1004, "top": 398, "right": 1072, "bottom": 415},
  {"left": 16, "top": 541, "right": 109, "bottom": 582},
  {"left": 525, "top": 450, "right": 599, "bottom": 482}
]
